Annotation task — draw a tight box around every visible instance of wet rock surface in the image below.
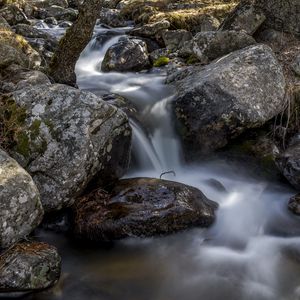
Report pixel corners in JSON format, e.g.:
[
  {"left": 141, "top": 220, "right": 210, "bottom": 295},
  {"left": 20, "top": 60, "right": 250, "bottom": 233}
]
[
  {"left": 101, "top": 38, "right": 150, "bottom": 72},
  {"left": 288, "top": 194, "right": 300, "bottom": 216},
  {"left": 73, "top": 178, "right": 218, "bottom": 241},
  {"left": 170, "top": 44, "right": 286, "bottom": 156},
  {"left": 7, "top": 84, "right": 132, "bottom": 212},
  {"left": 276, "top": 138, "right": 300, "bottom": 190},
  {"left": 0, "top": 150, "right": 43, "bottom": 249},
  {"left": 0, "top": 242, "right": 61, "bottom": 292}
]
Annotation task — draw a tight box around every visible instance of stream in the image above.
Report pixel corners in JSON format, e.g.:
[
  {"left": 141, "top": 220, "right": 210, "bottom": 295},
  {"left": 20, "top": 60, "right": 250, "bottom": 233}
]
[{"left": 16, "top": 25, "right": 300, "bottom": 300}]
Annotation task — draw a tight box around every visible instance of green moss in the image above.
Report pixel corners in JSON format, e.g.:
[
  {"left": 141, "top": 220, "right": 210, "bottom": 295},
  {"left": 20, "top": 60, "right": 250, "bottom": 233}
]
[
  {"left": 29, "top": 119, "right": 41, "bottom": 140},
  {"left": 186, "top": 54, "right": 199, "bottom": 65},
  {"left": 153, "top": 56, "right": 170, "bottom": 67},
  {"left": 0, "top": 95, "right": 27, "bottom": 150},
  {"left": 15, "top": 131, "right": 30, "bottom": 157}
]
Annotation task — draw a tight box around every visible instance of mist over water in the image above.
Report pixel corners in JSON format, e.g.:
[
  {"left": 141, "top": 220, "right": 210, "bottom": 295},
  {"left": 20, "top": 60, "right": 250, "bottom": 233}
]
[{"left": 23, "top": 25, "right": 300, "bottom": 300}]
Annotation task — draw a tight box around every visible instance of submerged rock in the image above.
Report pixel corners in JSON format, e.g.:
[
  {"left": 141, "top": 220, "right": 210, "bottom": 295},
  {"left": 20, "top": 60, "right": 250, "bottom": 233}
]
[
  {"left": 0, "top": 242, "right": 61, "bottom": 291},
  {"left": 73, "top": 178, "right": 218, "bottom": 241},
  {"left": 0, "top": 150, "right": 43, "bottom": 249},
  {"left": 170, "top": 44, "right": 286, "bottom": 156},
  {"left": 101, "top": 38, "right": 150, "bottom": 72},
  {"left": 7, "top": 84, "right": 131, "bottom": 211}
]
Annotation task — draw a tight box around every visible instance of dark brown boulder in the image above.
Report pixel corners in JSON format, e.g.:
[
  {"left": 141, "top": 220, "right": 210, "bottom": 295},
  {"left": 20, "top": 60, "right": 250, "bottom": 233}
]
[{"left": 73, "top": 178, "right": 218, "bottom": 241}]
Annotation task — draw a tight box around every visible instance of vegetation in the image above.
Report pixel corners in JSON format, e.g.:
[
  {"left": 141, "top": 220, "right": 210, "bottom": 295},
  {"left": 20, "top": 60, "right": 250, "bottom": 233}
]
[{"left": 153, "top": 56, "right": 170, "bottom": 67}]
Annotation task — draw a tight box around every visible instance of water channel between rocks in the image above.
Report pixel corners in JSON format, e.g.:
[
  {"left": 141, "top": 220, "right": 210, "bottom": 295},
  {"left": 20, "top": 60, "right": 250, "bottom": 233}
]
[{"left": 13, "top": 25, "right": 300, "bottom": 300}]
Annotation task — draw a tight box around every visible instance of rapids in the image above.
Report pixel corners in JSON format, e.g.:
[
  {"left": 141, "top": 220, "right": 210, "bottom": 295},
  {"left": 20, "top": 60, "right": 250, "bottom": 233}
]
[{"left": 17, "top": 25, "right": 300, "bottom": 300}]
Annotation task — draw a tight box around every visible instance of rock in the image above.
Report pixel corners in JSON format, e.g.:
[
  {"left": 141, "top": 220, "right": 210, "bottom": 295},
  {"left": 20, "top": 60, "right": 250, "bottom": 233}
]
[
  {"left": 44, "top": 16, "right": 58, "bottom": 26},
  {"left": 91, "top": 30, "right": 122, "bottom": 50},
  {"left": 30, "top": 0, "right": 68, "bottom": 8},
  {"left": 162, "top": 29, "right": 192, "bottom": 52},
  {"left": 0, "top": 4, "right": 28, "bottom": 26},
  {"left": 0, "top": 15, "right": 10, "bottom": 28},
  {"left": 13, "top": 24, "right": 58, "bottom": 49},
  {"left": 0, "top": 43, "right": 28, "bottom": 69},
  {"left": 0, "top": 65, "right": 51, "bottom": 93},
  {"left": 99, "top": 8, "right": 127, "bottom": 27},
  {"left": 73, "top": 178, "right": 218, "bottom": 241},
  {"left": 44, "top": 5, "right": 78, "bottom": 21},
  {"left": 129, "top": 20, "right": 170, "bottom": 38},
  {"left": 0, "top": 26, "right": 41, "bottom": 69},
  {"left": 7, "top": 84, "right": 131, "bottom": 212},
  {"left": 292, "top": 55, "right": 300, "bottom": 76},
  {"left": 219, "top": 1, "right": 266, "bottom": 35},
  {"left": 149, "top": 48, "right": 169, "bottom": 63},
  {"left": 170, "top": 44, "right": 286, "bottom": 156},
  {"left": 254, "top": 0, "right": 300, "bottom": 36},
  {"left": 58, "top": 20, "right": 73, "bottom": 28},
  {"left": 192, "top": 30, "right": 256, "bottom": 64},
  {"left": 288, "top": 194, "right": 300, "bottom": 215},
  {"left": 194, "top": 14, "right": 220, "bottom": 32},
  {"left": 101, "top": 38, "right": 150, "bottom": 72},
  {"left": 0, "top": 242, "right": 61, "bottom": 291},
  {"left": 276, "top": 137, "right": 300, "bottom": 190},
  {"left": 0, "top": 150, "right": 43, "bottom": 249}
]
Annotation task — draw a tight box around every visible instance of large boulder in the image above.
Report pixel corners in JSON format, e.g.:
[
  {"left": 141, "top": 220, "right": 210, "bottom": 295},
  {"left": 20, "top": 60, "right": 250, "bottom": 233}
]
[
  {"left": 0, "top": 150, "right": 43, "bottom": 249},
  {"left": 43, "top": 5, "right": 78, "bottom": 21},
  {"left": 6, "top": 84, "right": 132, "bottom": 211},
  {"left": 219, "top": 1, "right": 266, "bottom": 35},
  {"left": 276, "top": 137, "right": 300, "bottom": 190},
  {"left": 170, "top": 44, "right": 286, "bottom": 156},
  {"left": 101, "top": 38, "right": 150, "bottom": 72},
  {"left": 73, "top": 178, "right": 218, "bottom": 241},
  {"left": 0, "top": 242, "right": 61, "bottom": 291},
  {"left": 191, "top": 30, "right": 256, "bottom": 64}
]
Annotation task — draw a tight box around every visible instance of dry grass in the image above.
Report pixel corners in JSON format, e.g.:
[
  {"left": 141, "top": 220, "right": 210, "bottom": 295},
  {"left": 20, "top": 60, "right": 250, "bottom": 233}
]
[
  {"left": 121, "top": 0, "right": 238, "bottom": 29},
  {"left": 261, "top": 33, "right": 300, "bottom": 148}
]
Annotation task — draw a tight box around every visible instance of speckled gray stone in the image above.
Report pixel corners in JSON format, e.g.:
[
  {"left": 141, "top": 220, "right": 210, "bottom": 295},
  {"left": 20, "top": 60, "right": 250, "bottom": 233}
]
[
  {"left": 0, "top": 150, "right": 43, "bottom": 249},
  {"left": 0, "top": 242, "right": 61, "bottom": 291},
  {"left": 169, "top": 44, "right": 286, "bottom": 157},
  {"left": 10, "top": 84, "right": 132, "bottom": 212}
]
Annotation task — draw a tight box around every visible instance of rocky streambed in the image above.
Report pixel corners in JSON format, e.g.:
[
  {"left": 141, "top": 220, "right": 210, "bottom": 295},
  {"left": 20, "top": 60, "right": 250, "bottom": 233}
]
[{"left": 1, "top": 0, "right": 300, "bottom": 299}]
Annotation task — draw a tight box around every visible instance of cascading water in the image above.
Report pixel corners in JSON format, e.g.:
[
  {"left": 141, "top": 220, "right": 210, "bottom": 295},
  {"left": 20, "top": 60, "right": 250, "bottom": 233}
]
[{"left": 27, "top": 25, "right": 300, "bottom": 300}]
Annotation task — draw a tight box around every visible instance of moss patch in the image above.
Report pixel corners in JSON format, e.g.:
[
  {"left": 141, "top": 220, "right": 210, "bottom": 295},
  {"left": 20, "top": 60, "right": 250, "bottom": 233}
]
[
  {"left": 153, "top": 56, "right": 170, "bottom": 67},
  {"left": 0, "top": 94, "right": 27, "bottom": 151}
]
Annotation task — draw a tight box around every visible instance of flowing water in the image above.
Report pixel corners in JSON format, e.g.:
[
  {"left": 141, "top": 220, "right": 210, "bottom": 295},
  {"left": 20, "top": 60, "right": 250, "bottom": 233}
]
[{"left": 10, "top": 25, "right": 300, "bottom": 300}]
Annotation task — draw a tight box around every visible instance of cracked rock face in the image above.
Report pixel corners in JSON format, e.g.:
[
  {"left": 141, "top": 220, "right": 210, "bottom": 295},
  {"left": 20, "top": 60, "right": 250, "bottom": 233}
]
[
  {"left": 0, "top": 150, "right": 43, "bottom": 249},
  {"left": 169, "top": 44, "right": 286, "bottom": 157},
  {"left": 10, "top": 84, "right": 132, "bottom": 212},
  {"left": 0, "top": 242, "right": 61, "bottom": 291},
  {"left": 73, "top": 178, "right": 218, "bottom": 241}
]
